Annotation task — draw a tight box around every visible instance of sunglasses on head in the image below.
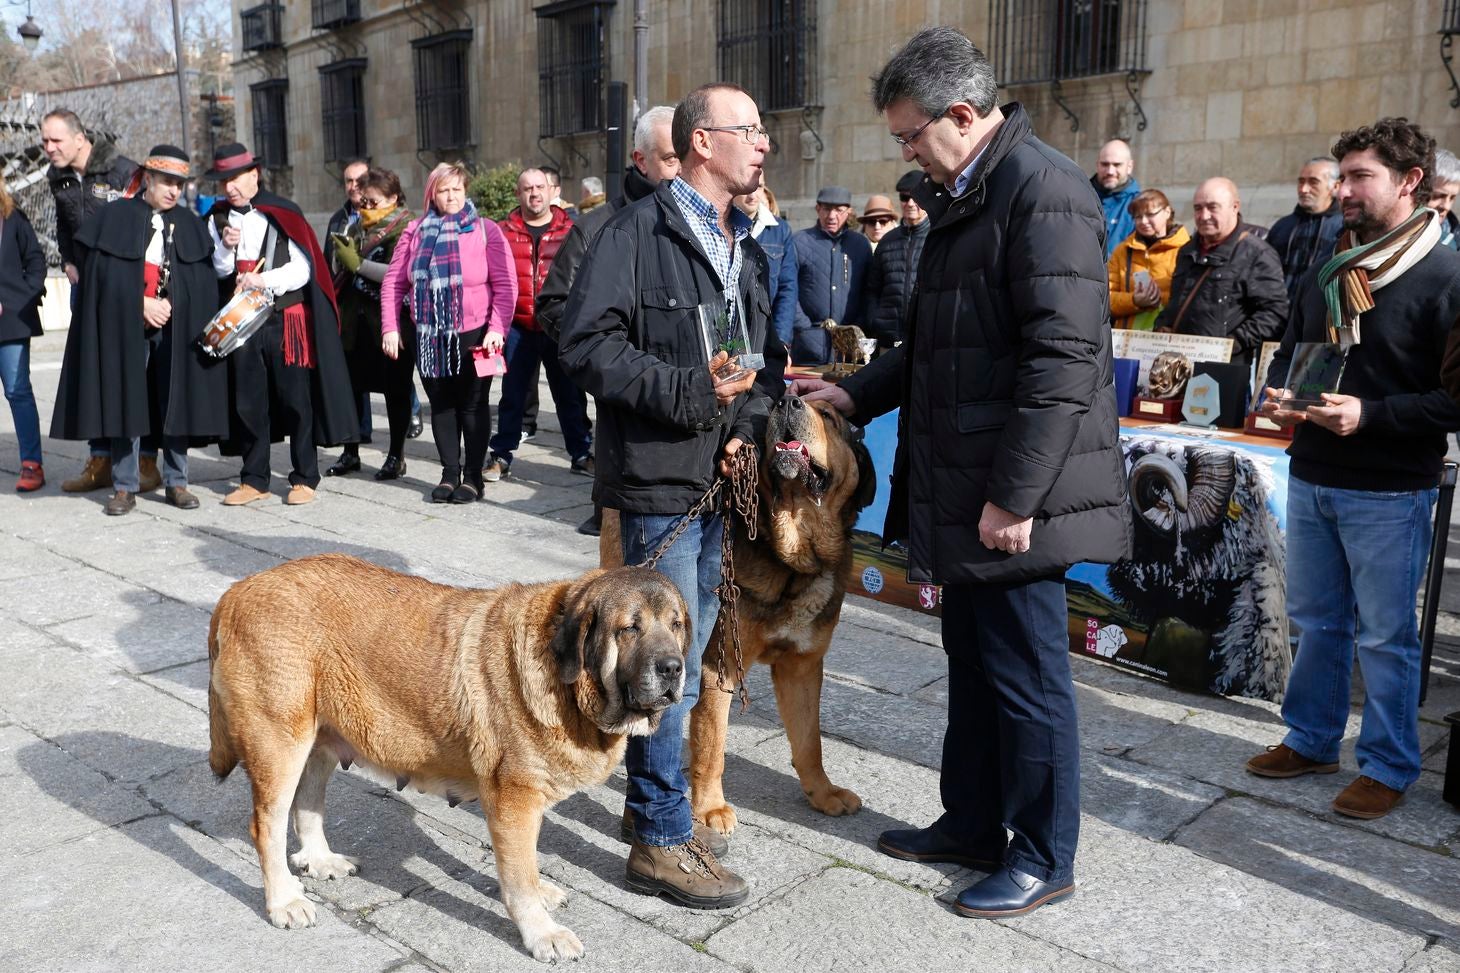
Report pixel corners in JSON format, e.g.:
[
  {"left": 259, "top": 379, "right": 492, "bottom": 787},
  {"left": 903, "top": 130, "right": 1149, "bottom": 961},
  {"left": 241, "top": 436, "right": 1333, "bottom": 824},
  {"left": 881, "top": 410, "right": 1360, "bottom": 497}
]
[{"left": 898, "top": 193, "right": 913, "bottom": 202}]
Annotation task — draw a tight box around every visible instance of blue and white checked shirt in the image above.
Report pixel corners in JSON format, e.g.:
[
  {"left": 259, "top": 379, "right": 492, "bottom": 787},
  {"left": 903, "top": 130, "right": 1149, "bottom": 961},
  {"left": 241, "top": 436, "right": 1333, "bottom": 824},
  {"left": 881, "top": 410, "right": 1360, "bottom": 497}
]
[{"left": 669, "top": 176, "right": 753, "bottom": 330}]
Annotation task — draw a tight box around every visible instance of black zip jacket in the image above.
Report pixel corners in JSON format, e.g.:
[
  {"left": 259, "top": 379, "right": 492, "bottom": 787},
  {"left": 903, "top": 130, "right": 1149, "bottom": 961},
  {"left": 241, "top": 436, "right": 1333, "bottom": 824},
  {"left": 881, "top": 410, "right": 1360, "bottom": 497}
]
[
  {"left": 1154, "top": 222, "right": 1288, "bottom": 367},
  {"left": 45, "top": 138, "right": 137, "bottom": 268}
]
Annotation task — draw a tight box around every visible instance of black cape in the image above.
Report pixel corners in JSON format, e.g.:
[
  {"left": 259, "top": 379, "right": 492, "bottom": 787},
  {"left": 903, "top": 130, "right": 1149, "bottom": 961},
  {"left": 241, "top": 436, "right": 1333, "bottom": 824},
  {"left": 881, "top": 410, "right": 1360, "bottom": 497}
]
[
  {"left": 209, "top": 190, "right": 359, "bottom": 449},
  {"left": 50, "top": 195, "right": 229, "bottom": 441}
]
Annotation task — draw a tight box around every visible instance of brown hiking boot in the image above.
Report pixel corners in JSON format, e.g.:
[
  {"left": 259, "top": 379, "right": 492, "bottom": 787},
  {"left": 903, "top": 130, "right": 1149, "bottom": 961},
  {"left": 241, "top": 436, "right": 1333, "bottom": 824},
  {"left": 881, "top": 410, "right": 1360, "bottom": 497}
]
[
  {"left": 1245, "top": 744, "right": 1340, "bottom": 779},
  {"left": 619, "top": 807, "right": 730, "bottom": 860},
  {"left": 62, "top": 456, "right": 112, "bottom": 493},
  {"left": 625, "top": 835, "right": 749, "bottom": 909},
  {"left": 1332, "top": 776, "right": 1405, "bottom": 819},
  {"left": 138, "top": 455, "right": 162, "bottom": 492}
]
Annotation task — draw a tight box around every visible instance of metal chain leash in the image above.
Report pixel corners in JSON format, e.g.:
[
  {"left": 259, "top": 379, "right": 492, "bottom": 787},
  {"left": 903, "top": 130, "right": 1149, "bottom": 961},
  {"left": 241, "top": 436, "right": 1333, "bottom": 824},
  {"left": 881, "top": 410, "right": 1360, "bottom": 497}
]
[{"left": 635, "top": 443, "right": 760, "bottom": 709}]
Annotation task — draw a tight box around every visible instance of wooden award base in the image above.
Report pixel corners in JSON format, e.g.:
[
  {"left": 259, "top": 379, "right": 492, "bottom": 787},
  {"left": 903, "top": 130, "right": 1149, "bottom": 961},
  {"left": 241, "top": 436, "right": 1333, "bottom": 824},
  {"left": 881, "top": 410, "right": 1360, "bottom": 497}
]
[
  {"left": 1131, "top": 396, "right": 1183, "bottom": 421},
  {"left": 1243, "top": 412, "right": 1294, "bottom": 440}
]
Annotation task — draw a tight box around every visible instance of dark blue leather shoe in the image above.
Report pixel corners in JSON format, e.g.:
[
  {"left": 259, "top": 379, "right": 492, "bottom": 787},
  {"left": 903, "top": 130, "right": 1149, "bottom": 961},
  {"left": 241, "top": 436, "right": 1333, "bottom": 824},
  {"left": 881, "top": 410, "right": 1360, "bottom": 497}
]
[
  {"left": 877, "top": 826, "right": 1004, "bottom": 870},
  {"left": 954, "top": 867, "right": 1074, "bottom": 918}
]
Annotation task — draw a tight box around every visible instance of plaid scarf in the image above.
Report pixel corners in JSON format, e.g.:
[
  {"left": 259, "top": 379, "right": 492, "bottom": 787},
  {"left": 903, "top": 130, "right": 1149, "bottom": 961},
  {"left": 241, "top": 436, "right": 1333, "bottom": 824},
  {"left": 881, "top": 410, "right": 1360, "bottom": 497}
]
[
  {"left": 1317, "top": 207, "right": 1440, "bottom": 347},
  {"left": 410, "top": 199, "right": 478, "bottom": 378}
]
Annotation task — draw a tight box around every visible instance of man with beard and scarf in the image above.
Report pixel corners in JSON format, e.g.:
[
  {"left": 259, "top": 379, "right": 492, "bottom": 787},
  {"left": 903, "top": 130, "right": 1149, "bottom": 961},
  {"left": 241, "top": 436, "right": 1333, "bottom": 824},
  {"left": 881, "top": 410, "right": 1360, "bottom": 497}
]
[
  {"left": 203, "top": 142, "right": 357, "bottom": 506},
  {"left": 536, "top": 103, "right": 680, "bottom": 535},
  {"left": 50, "top": 145, "right": 229, "bottom": 514},
  {"left": 1256, "top": 118, "right": 1460, "bottom": 821}
]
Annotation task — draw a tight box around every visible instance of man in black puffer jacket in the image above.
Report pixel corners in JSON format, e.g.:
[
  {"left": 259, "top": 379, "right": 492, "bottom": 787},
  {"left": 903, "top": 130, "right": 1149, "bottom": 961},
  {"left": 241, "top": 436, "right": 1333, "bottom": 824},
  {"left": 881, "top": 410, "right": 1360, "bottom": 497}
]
[
  {"left": 862, "top": 169, "right": 930, "bottom": 347},
  {"left": 796, "top": 27, "right": 1130, "bottom": 920}
]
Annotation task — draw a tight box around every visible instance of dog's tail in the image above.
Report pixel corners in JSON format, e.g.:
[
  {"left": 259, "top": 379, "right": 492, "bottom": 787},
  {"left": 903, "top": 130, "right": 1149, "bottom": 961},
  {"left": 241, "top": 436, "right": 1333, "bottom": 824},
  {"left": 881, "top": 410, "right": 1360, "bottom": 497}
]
[{"left": 206, "top": 606, "right": 238, "bottom": 781}]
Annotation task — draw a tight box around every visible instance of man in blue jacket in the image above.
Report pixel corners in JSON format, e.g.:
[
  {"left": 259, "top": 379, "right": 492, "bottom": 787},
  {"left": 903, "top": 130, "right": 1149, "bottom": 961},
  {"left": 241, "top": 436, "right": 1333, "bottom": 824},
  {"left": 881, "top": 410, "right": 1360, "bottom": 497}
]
[
  {"left": 734, "top": 176, "right": 797, "bottom": 348},
  {"left": 1093, "top": 139, "right": 1140, "bottom": 259},
  {"left": 791, "top": 185, "right": 871, "bottom": 364}
]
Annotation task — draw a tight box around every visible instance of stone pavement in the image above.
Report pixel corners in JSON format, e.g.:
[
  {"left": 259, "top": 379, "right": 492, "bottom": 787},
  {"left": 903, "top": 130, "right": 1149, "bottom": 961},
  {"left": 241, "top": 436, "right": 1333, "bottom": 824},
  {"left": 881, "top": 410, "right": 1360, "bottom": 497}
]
[{"left": 1, "top": 330, "right": 1458, "bottom": 973}]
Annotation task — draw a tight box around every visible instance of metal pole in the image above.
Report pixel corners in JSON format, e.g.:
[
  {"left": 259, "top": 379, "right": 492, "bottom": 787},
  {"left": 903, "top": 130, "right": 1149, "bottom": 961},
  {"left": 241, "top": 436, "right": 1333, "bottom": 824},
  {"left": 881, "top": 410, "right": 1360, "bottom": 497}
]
[
  {"left": 170, "top": 0, "right": 191, "bottom": 155},
  {"left": 633, "top": 0, "right": 647, "bottom": 123}
]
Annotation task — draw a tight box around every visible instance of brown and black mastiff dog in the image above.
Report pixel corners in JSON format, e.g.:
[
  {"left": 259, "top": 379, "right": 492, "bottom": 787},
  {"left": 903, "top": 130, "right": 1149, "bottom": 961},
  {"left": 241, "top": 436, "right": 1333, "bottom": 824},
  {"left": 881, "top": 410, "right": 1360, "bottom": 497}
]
[
  {"left": 207, "top": 555, "right": 690, "bottom": 962},
  {"left": 688, "top": 393, "right": 876, "bottom": 833}
]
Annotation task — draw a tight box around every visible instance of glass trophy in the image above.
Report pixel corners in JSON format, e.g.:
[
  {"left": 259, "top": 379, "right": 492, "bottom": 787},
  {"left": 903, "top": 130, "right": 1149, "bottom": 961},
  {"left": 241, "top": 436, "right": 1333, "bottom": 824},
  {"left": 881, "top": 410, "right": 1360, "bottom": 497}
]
[
  {"left": 697, "top": 291, "right": 764, "bottom": 375},
  {"left": 1282, "top": 342, "right": 1347, "bottom": 409}
]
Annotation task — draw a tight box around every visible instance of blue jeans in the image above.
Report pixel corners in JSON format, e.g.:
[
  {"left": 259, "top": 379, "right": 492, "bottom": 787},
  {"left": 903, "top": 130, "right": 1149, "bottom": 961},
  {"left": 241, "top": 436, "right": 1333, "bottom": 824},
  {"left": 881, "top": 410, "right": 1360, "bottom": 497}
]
[
  {"left": 939, "top": 577, "right": 1080, "bottom": 884},
  {"left": 488, "top": 325, "right": 592, "bottom": 465},
  {"left": 111, "top": 435, "right": 187, "bottom": 491},
  {"left": 620, "top": 510, "right": 723, "bottom": 846},
  {"left": 0, "top": 339, "right": 42, "bottom": 465},
  {"left": 1281, "top": 475, "right": 1436, "bottom": 792}
]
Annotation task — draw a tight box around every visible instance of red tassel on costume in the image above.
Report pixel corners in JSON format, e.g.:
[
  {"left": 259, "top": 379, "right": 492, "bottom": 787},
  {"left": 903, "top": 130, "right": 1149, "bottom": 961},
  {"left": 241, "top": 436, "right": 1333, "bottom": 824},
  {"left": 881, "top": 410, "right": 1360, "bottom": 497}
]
[{"left": 281, "top": 304, "right": 316, "bottom": 368}]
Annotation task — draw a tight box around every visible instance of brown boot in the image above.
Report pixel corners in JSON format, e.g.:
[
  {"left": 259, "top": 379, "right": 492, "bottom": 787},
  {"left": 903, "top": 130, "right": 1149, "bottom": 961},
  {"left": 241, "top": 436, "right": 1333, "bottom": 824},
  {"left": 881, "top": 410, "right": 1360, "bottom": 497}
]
[
  {"left": 619, "top": 807, "right": 730, "bottom": 860},
  {"left": 1332, "top": 776, "right": 1405, "bottom": 819},
  {"left": 1245, "top": 744, "right": 1339, "bottom": 779},
  {"left": 138, "top": 455, "right": 162, "bottom": 492},
  {"left": 103, "top": 490, "right": 136, "bottom": 516},
  {"left": 62, "top": 456, "right": 112, "bottom": 493},
  {"left": 625, "top": 835, "right": 749, "bottom": 909}
]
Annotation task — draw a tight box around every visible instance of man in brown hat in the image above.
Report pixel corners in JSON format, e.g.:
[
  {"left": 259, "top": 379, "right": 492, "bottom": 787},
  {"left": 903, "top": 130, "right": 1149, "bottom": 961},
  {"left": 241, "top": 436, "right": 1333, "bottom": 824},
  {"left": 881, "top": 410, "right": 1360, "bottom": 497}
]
[
  {"left": 203, "top": 142, "right": 357, "bottom": 506},
  {"left": 858, "top": 194, "right": 898, "bottom": 249},
  {"left": 50, "top": 145, "right": 229, "bottom": 514}
]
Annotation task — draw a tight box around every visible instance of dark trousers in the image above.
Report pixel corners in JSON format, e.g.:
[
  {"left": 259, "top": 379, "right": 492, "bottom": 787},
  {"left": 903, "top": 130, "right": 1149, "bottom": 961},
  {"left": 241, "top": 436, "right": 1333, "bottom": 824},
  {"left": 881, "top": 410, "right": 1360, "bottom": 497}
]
[
  {"left": 489, "top": 325, "right": 592, "bottom": 464},
  {"left": 420, "top": 328, "right": 492, "bottom": 480},
  {"left": 234, "top": 315, "right": 318, "bottom": 490},
  {"left": 938, "top": 576, "right": 1080, "bottom": 884}
]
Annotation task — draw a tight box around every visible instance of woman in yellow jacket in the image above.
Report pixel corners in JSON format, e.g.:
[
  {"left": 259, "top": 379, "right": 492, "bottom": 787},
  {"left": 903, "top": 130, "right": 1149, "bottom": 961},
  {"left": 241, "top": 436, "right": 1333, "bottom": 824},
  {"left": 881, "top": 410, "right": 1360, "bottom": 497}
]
[{"left": 1108, "top": 189, "right": 1190, "bottom": 330}]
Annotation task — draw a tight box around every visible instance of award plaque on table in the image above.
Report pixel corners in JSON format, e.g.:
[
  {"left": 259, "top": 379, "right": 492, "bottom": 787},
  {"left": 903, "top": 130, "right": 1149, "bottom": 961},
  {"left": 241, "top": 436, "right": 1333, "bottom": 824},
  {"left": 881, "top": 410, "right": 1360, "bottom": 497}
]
[
  {"left": 1283, "top": 342, "right": 1347, "bottom": 408},
  {"left": 698, "top": 292, "right": 764, "bottom": 374}
]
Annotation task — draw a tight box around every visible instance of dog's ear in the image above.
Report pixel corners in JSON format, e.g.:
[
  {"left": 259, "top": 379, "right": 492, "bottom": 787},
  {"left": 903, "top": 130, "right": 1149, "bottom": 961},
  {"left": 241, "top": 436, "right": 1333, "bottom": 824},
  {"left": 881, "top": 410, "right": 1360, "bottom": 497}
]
[
  {"left": 848, "top": 431, "right": 878, "bottom": 513},
  {"left": 549, "top": 592, "right": 595, "bottom": 685}
]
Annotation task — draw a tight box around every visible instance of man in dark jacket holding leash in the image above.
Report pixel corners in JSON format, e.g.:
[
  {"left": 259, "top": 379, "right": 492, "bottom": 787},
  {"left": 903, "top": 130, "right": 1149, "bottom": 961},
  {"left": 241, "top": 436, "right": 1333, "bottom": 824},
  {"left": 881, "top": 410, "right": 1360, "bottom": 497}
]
[
  {"left": 796, "top": 27, "right": 1131, "bottom": 918},
  {"left": 560, "top": 81, "right": 785, "bottom": 912}
]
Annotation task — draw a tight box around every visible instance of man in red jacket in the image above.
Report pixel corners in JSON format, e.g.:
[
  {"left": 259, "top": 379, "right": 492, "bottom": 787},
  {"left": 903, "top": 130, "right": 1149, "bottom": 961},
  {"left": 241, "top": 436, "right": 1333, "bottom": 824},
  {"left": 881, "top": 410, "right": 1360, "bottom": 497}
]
[{"left": 485, "top": 167, "right": 593, "bottom": 480}]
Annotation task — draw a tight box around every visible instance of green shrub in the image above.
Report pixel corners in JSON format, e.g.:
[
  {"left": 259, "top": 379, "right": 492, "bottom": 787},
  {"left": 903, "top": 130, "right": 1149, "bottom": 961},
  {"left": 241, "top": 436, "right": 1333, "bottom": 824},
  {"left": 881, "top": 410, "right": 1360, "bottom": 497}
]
[{"left": 468, "top": 163, "right": 521, "bottom": 221}]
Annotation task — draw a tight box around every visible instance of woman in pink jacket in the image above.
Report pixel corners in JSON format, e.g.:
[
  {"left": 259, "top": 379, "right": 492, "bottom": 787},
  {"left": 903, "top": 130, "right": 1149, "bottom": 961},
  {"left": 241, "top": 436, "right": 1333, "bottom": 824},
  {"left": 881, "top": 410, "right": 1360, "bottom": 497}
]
[{"left": 382, "top": 162, "right": 517, "bottom": 503}]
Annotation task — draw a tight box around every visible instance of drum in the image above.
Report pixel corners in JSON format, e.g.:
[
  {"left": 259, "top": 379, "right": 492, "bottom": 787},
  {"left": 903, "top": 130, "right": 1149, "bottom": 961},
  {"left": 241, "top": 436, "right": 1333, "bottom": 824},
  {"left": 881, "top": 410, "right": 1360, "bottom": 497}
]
[{"left": 198, "top": 288, "right": 273, "bottom": 358}]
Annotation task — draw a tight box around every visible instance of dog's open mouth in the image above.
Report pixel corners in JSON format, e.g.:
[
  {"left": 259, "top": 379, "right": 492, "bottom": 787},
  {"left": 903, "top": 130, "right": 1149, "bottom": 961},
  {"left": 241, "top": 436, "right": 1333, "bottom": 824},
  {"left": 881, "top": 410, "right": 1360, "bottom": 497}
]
[
  {"left": 772, "top": 441, "right": 830, "bottom": 502},
  {"left": 625, "top": 682, "right": 681, "bottom": 713}
]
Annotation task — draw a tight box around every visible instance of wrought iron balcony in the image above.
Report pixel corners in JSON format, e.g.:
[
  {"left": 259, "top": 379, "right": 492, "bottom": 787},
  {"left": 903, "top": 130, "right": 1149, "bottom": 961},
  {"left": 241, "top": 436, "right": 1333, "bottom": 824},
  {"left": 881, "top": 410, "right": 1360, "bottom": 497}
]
[
  {"left": 241, "top": 3, "right": 284, "bottom": 52},
  {"left": 312, "top": 0, "right": 361, "bottom": 31}
]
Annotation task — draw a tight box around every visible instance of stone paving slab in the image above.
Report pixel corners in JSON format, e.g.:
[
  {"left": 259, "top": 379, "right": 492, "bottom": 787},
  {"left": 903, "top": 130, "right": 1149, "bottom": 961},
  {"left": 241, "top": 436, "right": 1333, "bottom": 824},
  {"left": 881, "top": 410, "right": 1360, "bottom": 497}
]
[
  {"left": 3, "top": 815, "right": 406, "bottom": 973},
  {"left": 49, "top": 595, "right": 213, "bottom": 675},
  {"left": 1175, "top": 797, "right": 1460, "bottom": 942}
]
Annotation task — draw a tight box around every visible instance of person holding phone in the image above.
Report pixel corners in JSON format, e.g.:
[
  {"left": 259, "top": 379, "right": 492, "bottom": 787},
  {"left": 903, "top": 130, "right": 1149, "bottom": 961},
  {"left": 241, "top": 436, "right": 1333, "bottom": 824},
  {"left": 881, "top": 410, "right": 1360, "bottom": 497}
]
[{"left": 1106, "top": 188, "right": 1188, "bottom": 330}]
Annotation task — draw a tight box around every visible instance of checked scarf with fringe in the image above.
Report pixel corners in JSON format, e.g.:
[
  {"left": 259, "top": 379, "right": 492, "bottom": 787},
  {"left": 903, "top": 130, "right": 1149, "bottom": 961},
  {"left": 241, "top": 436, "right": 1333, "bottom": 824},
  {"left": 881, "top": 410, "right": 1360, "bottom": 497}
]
[
  {"left": 1317, "top": 206, "right": 1441, "bottom": 347},
  {"left": 409, "top": 200, "right": 478, "bottom": 378}
]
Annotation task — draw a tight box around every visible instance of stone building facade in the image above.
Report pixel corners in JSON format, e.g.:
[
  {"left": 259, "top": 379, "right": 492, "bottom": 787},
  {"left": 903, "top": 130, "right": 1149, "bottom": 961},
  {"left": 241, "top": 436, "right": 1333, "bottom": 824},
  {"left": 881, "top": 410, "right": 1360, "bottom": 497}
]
[{"left": 230, "top": 0, "right": 1460, "bottom": 230}]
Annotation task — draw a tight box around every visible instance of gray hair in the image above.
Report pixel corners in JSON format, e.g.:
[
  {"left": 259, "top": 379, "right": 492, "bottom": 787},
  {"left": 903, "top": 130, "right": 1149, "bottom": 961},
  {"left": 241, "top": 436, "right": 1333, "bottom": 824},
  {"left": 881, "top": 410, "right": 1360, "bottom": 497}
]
[
  {"left": 1304, "top": 156, "right": 1339, "bottom": 183},
  {"left": 1435, "top": 149, "right": 1460, "bottom": 186},
  {"left": 871, "top": 26, "right": 999, "bottom": 119},
  {"left": 580, "top": 176, "right": 603, "bottom": 196},
  {"left": 633, "top": 105, "right": 676, "bottom": 155}
]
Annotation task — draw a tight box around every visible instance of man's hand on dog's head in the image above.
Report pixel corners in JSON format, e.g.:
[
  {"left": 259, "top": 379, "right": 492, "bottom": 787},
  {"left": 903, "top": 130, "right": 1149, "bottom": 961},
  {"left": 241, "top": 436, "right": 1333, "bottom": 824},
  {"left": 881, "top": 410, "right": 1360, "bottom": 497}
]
[{"left": 789, "top": 377, "right": 854, "bottom": 417}]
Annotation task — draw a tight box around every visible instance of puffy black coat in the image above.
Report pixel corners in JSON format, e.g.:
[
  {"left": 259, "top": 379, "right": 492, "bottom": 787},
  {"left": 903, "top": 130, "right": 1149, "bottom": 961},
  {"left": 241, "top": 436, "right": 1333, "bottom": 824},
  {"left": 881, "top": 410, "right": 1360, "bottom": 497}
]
[
  {"left": 839, "top": 103, "right": 1131, "bottom": 585},
  {"left": 863, "top": 216, "right": 929, "bottom": 345},
  {"left": 0, "top": 208, "right": 46, "bottom": 342},
  {"left": 1153, "top": 223, "right": 1288, "bottom": 367},
  {"left": 558, "top": 183, "right": 787, "bottom": 514},
  {"left": 45, "top": 138, "right": 136, "bottom": 267}
]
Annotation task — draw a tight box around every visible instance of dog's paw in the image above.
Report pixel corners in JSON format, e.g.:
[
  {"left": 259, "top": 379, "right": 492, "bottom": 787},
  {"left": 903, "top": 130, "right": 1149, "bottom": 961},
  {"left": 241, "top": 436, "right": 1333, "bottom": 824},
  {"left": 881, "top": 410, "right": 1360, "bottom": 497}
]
[
  {"left": 523, "top": 922, "right": 584, "bottom": 963},
  {"left": 808, "top": 786, "right": 862, "bottom": 817},
  {"left": 701, "top": 804, "right": 738, "bottom": 836},
  {"left": 266, "top": 894, "right": 318, "bottom": 929},
  {"left": 289, "top": 850, "right": 360, "bottom": 880},
  {"left": 539, "top": 879, "right": 569, "bottom": 911}
]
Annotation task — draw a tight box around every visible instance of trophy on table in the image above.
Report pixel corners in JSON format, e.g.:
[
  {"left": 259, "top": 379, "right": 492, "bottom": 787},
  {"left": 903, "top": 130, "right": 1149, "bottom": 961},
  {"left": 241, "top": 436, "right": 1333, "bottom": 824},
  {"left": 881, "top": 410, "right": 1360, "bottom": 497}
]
[{"left": 1132, "top": 350, "right": 1193, "bottom": 421}]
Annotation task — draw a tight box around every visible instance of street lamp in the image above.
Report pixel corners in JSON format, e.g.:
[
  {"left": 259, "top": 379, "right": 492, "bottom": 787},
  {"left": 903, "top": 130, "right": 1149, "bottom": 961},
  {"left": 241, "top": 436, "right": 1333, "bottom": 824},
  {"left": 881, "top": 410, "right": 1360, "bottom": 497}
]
[{"left": 15, "top": 0, "right": 40, "bottom": 51}]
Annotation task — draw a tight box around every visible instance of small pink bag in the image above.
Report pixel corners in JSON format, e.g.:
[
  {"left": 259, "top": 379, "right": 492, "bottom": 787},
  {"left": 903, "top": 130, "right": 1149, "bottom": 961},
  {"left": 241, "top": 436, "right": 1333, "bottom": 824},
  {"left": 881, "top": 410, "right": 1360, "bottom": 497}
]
[{"left": 472, "top": 346, "right": 507, "bottom": 378}]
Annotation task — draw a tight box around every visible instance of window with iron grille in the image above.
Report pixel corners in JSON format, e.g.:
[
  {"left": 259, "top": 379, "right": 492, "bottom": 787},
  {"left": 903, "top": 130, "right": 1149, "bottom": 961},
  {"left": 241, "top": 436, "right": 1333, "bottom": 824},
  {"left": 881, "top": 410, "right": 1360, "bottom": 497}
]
[
  {"left": 413, "top": 30, "right": 473, "bottom": 152},
  {"left": 536, "top": 0, "right": 614, "bottom": 138},
  {"left": 988, "top": 0, "right": 1148, "bottom": 84},
  {"left": 1445, "top": 0, "right": 1460, "bottom": 34},
  {"left": 312, "top": 0, "right": 361, "bottom": 30},
  {"left": 241, "top": 3, "right": 284, "bottom": 52},
  {"left": 250, "top": 80, "right": 290, "bottom": 168},
  {"left": 319, "top": 60, "right": 367, "bottom": 163},
  {"left": 717, "top": 0, "right": 817, "bottom": 112}
]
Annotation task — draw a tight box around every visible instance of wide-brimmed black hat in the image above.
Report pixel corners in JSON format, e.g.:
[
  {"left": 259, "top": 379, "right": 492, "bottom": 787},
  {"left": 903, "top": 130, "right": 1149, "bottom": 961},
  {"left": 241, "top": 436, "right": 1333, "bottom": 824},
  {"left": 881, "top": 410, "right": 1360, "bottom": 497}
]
[
  {"left": 205, "top": 142, "right": 261, "bottom": 180},
  {"left": 141, "top": 144, "right": 191, "bottom": 179}
]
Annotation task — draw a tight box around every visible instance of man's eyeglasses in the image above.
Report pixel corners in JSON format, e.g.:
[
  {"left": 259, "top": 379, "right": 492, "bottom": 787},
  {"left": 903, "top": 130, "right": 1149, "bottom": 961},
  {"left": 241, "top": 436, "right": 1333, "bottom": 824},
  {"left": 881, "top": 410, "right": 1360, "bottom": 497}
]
[
  {"left": 898, "top": 194, "right": 913, "bottom": 203},
  {"left": 890, "top": 109, "right": 949, "bottom": 148},
  {"left": 703, "top": 124, "right": 770, "bottom": 145}
]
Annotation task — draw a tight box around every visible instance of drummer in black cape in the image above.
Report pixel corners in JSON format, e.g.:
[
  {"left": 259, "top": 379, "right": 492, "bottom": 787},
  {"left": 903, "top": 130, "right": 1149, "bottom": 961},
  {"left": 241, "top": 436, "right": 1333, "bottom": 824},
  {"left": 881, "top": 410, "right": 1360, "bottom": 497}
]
[
  {"left": 203, "top": 142, "right": 357, "bottom": 506},
  {"left": 50, "top": 144, "right": 229, "bottom": 515}
]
